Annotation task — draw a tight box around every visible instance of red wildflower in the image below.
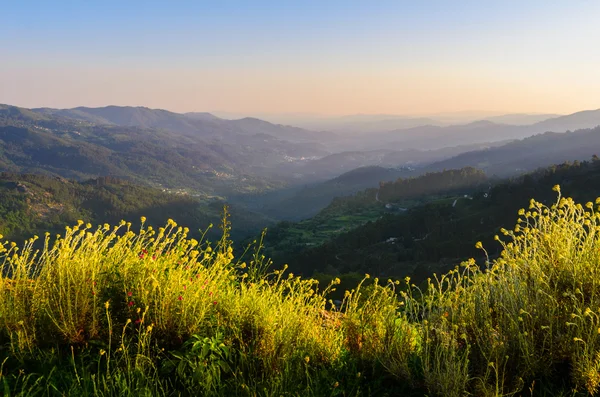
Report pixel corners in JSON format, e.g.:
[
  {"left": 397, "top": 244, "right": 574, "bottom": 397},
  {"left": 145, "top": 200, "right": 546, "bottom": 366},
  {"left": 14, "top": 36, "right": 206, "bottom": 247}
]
[
  {"left": 213, "top": 301, "right": 218, "bottom": 305},
  {"left": 209, "top": 291, "right": 213, "bottom": 296},
  {"left": 152, "top": 255, "right": 156, "bottom": 260},
  {"left": 127, "top": 291, "right": 133, "bottom": 297},
  {"left": 128, "top": 301, "right": 134, "bottom": 307},
  {"left": 178, "top": 295, "right": 183, "bottom": 301},
  {"left": 183, "top": 285, "right": 187, "bottom": 291},
  {"left": 135, "top": 319, "right": 142, "bottom": 325}
]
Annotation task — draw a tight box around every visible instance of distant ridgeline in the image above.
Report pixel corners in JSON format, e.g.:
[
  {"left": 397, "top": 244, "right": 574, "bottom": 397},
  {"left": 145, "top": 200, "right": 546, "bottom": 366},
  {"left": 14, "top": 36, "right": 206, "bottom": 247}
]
[{"left": 273, "top": 158, "right": 600, "bottom": 283}]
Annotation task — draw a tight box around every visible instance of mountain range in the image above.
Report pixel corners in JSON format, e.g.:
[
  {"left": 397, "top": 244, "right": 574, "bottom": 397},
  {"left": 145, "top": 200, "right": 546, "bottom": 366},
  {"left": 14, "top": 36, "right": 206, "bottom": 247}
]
[{"left": 2, "top": 103, "right": 600, "bottom": 223}]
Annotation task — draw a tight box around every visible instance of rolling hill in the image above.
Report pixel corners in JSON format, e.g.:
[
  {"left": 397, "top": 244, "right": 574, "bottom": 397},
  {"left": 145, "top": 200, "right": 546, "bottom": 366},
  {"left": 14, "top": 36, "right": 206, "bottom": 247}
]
[{"left": 425, "top": 126, "right": 600, "bottom": 177}]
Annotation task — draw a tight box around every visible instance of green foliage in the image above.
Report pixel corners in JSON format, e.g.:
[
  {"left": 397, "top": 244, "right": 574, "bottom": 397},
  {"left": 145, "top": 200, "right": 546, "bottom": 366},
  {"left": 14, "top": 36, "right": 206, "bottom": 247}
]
[
  {"left": 378, "top": 167, "right": 487, "bottom": 203},
  {"left": 263, "top": 167, "right": 489, "bottom": 271},
  {"left": 0, "top": 172, "right": 272, "bottom": 244},
  {"left": 286, "top": 159, "right": 600, "bottom": 281},
  {"left": 1, "top": 189, "right": 600, "bottom": 395}
]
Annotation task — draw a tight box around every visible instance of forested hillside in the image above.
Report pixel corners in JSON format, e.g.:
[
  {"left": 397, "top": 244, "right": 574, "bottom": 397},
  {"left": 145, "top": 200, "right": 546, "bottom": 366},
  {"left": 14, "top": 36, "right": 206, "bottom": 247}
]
[
  {"left": 0, "top": 173, "right": 272, "bottom": 243},
  {"left": 262, "top": 167, "right": 491, "bottom": 267},
  {"left": 283, "top": 158, "right": 600, "bottom": 282}
]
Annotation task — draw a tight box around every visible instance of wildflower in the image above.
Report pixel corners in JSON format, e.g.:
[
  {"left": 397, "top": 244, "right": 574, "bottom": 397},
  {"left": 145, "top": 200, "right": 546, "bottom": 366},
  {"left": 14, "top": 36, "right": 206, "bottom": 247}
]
[
  {"left": 183, "top": 285, "right": 187, "bottom": 291},
  {"left": 475, "top": 241, "right": 483, "bottom": 249},
  {"left": 178, "top": 295, "right": 183, "bottom": 301},
  {"left": 128, "top": 301, "right": 134, "bottom": 307},
  {"left": 105, "top": 301, "right": 110, "bottom": 309},
  {"left": 127, "top": 291, "right": 133, "bottom": 297},
  {"left": 213, "top": 301, "right": 218, "bottom": 305},
  {"left": 140, "top": 216, "right": 146, "bottom": 223},
  {"left": 135, "top": 319, "right": 142, "bottom": 325},
  {"left": 333, "top": 382, "right": 339, "bottom": 388},
  {"left": 552, "top": 184, "right": 560, "bottom": 192},
  {"left": 304, "top": 356, "right": 310, "bottom": 364}
]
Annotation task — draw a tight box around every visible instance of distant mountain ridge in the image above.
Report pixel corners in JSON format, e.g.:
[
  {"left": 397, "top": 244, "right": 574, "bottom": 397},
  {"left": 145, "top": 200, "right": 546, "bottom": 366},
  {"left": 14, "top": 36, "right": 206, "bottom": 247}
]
[
  {"left": 349, "top": 109, "right": 600, "bottom": 151},
  {"left": 425, "top": 126, "right": 600, "bottom": 177},
  {"left": 31, "top": 105, "right": 336, "bottom": 144}
]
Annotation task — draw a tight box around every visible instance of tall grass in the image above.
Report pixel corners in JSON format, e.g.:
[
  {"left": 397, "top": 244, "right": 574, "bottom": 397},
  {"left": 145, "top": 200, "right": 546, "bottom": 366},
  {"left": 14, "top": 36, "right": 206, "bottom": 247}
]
[{"left": 1, "top": 189, "right": 600, "bottom": 395}]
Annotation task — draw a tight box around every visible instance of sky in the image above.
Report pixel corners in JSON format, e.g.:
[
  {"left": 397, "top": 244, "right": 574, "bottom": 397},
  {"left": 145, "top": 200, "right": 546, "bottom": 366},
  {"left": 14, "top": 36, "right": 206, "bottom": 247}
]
[{"left": 1, "top": 0, "right": 600, "bottom": 116}]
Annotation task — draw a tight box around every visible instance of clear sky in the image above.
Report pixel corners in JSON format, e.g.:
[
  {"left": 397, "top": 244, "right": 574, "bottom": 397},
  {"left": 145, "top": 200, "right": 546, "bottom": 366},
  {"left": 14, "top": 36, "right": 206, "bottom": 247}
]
[{"left": 2, "top": 0, "right": 599, "bottom": 115}]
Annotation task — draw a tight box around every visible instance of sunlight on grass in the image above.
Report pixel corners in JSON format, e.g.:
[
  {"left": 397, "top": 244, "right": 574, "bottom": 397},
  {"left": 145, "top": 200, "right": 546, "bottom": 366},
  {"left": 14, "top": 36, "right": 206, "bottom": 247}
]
[{"left": 2, "top": 190, "right": 600, "bottom": 395}]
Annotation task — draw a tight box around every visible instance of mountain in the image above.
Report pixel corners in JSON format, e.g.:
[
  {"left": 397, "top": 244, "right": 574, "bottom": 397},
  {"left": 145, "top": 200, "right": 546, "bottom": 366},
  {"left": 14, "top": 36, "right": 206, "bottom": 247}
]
[
  {"left": 226, "top": 117, "right": 337, "bottom": 143},
  {"left": 314, "top": 116, "right": 442, "bottom": 134},
  {"left": 275, "top": 141, "right": 508, "bottom": 181},
  {"left": 0, "top": 173, "right": 273, "bottom": 243},
  {"left": 238, "top": 165, "right": 414, "bottom": 221},
  {"left": 261, "top": 167, "right": 491, "bottom": 271},
  {"left": 0, "top": 104, "right": 334, "bottom": 197},
  {"left": 425, "top": 126, "right": 600, "bottom": 177},
  {"left": 183, "top": 112, "right": 222, "bottom": 121},
  {"left": 533, "top": 108, "right": 600, "bottom": 132},
  {"left": 347, "top": 109, "right": 600, "bottom": 151},
  {"left": 275, "top": 159, "right": 600, "bottom": 280},
  {"left": 484, "top": 113, "right": 561, "bottom": 125},
  {"left": 32, "top": 105, "right": 334, "bottom": 145}
]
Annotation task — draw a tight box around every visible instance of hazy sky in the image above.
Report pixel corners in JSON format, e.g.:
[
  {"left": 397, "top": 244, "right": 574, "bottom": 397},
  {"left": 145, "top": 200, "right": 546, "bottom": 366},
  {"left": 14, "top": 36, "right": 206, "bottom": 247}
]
[{"left": 2, "top": 1, "right": 600, "bottom": 116}]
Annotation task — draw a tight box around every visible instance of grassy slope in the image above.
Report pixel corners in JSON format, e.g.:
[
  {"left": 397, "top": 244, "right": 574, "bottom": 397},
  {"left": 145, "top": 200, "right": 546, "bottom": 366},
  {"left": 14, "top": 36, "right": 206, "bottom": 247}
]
[{"left": 1, "top": 189, "right": 600, "bottom": 395}]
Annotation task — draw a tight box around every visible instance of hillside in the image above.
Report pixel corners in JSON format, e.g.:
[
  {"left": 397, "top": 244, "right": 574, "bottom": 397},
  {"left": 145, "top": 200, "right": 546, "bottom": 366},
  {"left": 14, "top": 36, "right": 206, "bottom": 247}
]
[
  {"left": 0, "top": 105, "right": 332, "bottom": 196},
  {"left": 344, "top": 109, "right": 600, "bottom": 151},
  {"left": 282, "top": 158, "right": 600, "bottom": 280},
  {"left": 2, "top": 183, "right": 600, "bottom": 395},
  {"left": 262, "top": 167, "right": 490, "bottom": 264},
  {"left": 238, "top": 166, "right": 413, "bottom": 221},
  {"left": 426, "top": 126, "right": 600, "bottom": 176},
  {"left": 31, "top": 105, "right": 335, "bottom": 144},
  {"left": 0, "top": 173, "right": 273, "bottom": 243}
]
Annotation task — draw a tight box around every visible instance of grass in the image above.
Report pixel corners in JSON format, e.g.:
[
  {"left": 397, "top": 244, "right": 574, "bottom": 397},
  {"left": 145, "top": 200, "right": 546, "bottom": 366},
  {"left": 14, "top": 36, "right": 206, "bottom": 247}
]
[{"left": 1, "top": 188, "right": 600, "bottom": 395}]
